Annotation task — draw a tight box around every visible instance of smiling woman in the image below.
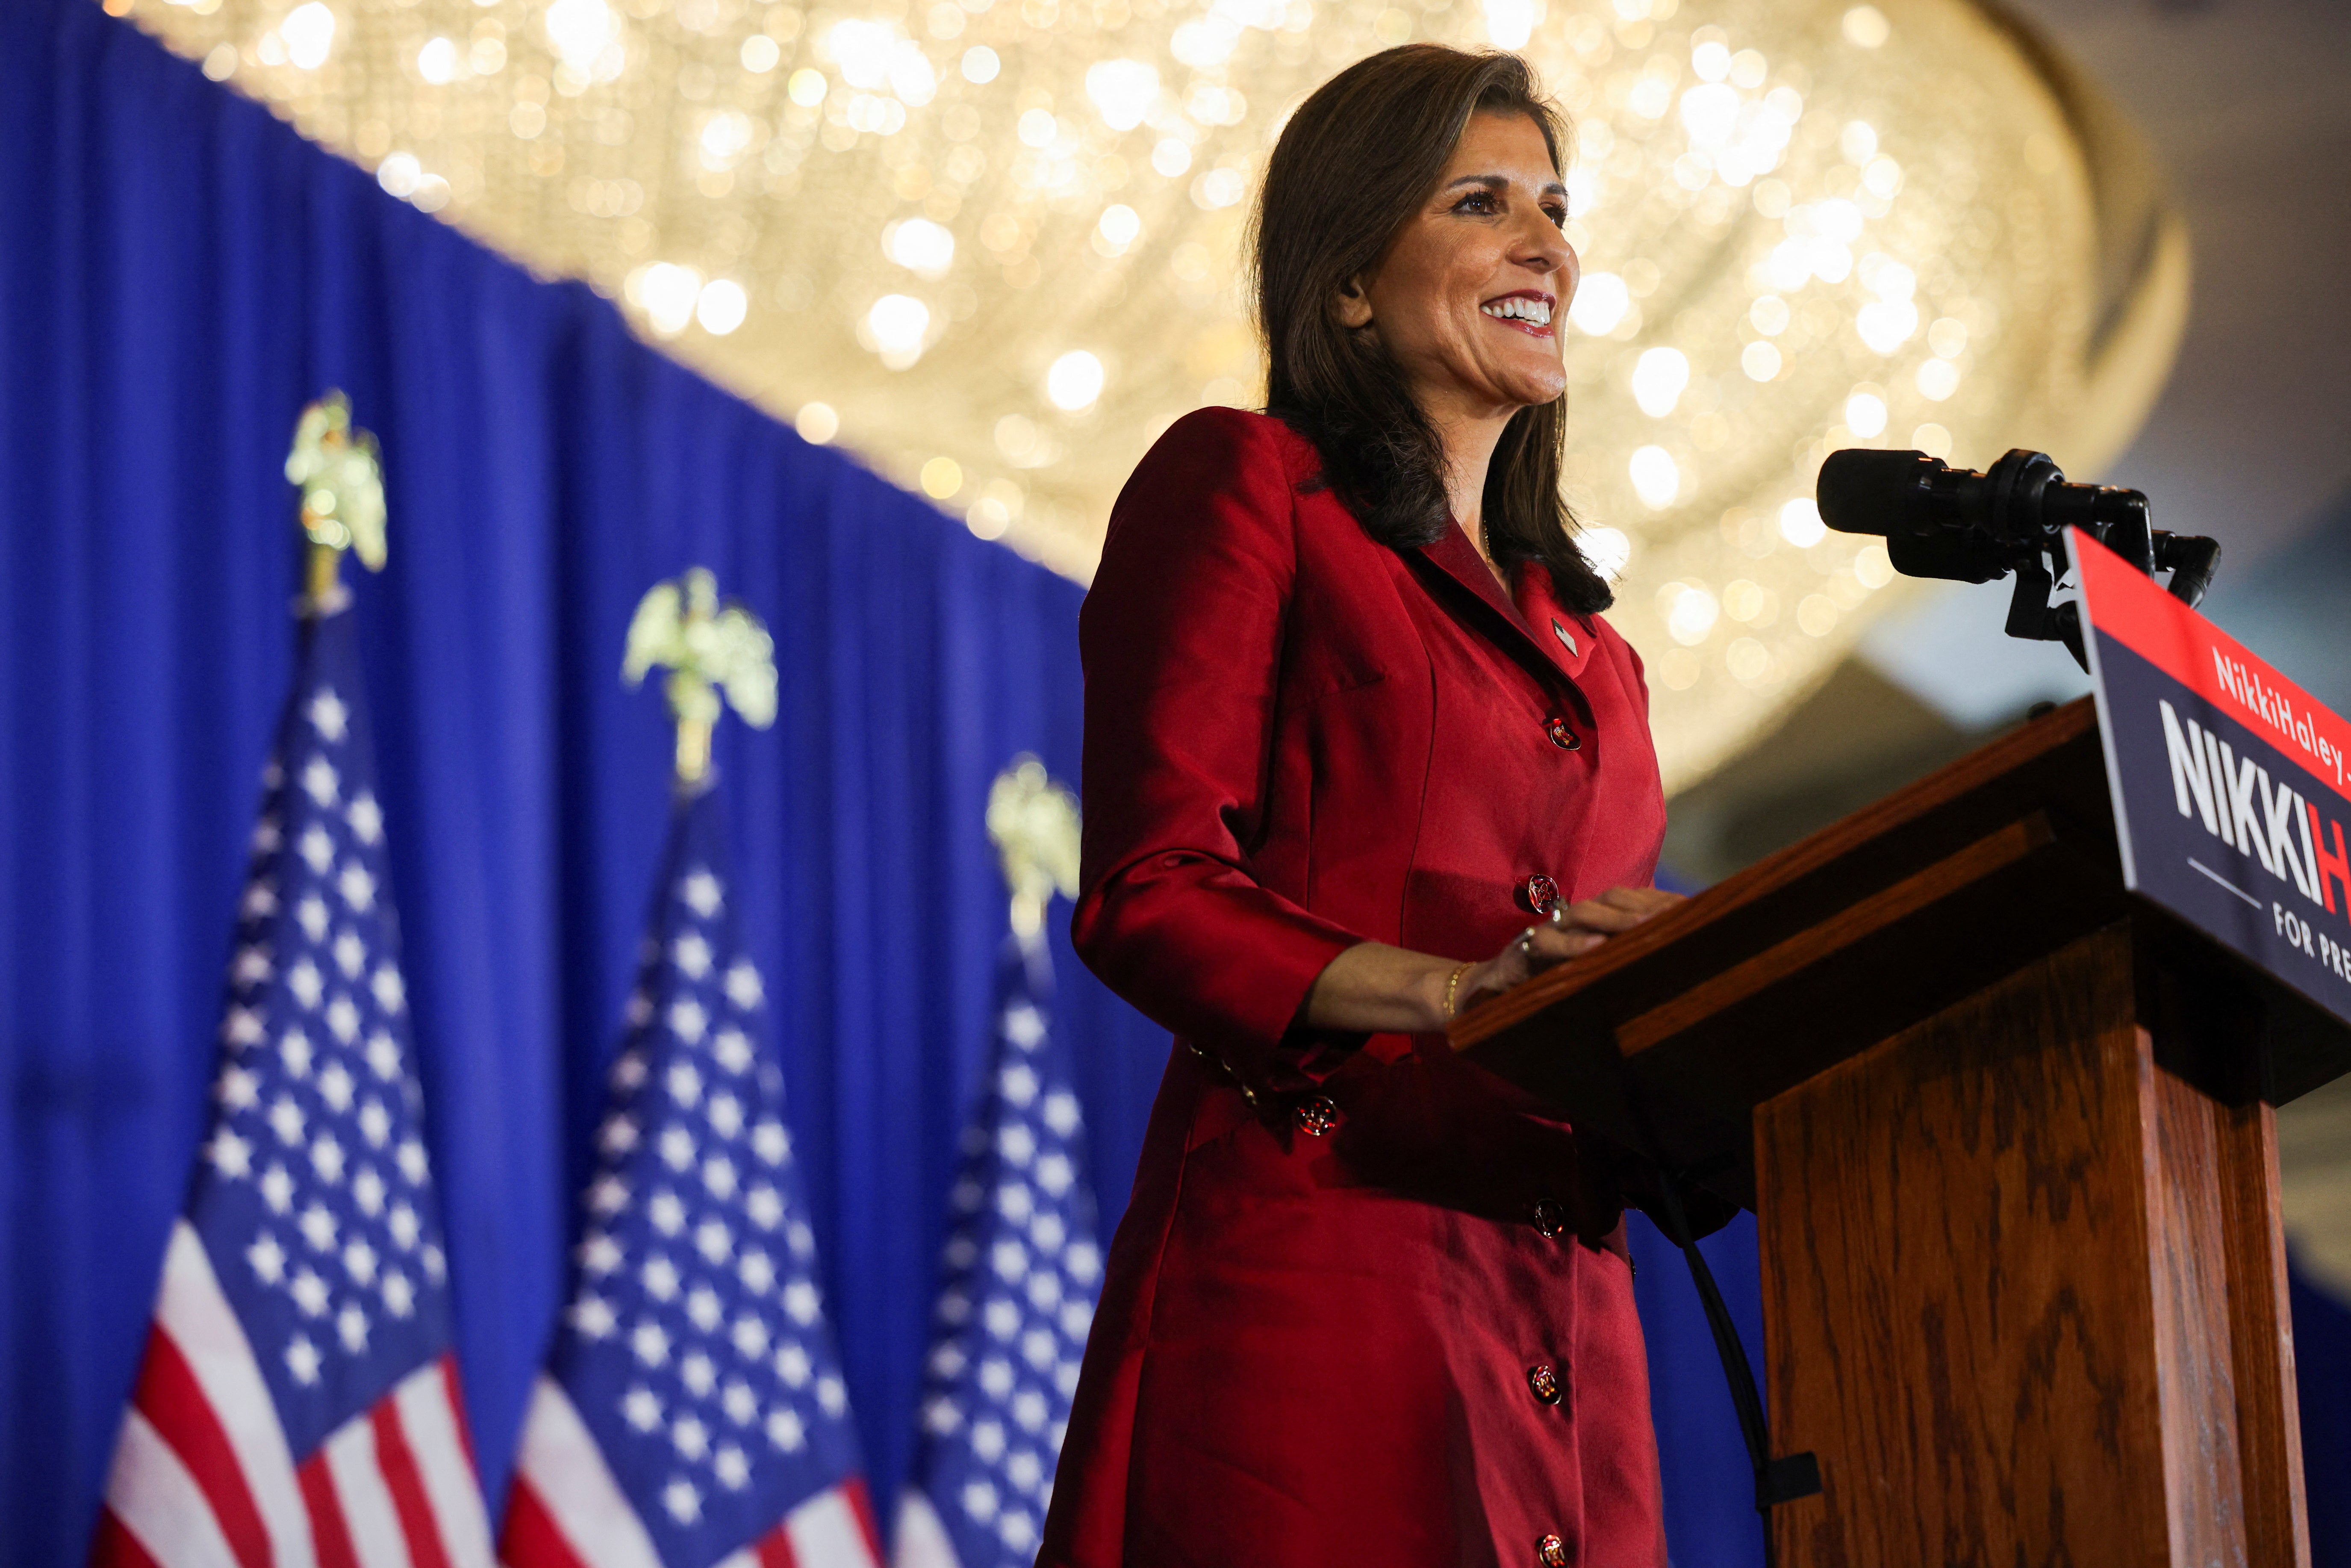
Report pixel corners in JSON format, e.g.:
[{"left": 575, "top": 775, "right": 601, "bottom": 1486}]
[
  {"left": 1041, "top": 44, "right": 1721, "bottom": 1568},
  {"left": 1254, "top": 48, "right": 1614, "bottom": 620}
]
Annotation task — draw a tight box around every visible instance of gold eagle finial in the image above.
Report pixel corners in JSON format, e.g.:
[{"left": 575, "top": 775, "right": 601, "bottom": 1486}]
[
  {"left": 622, "top": 568, "right": 778, "bottom": 784},
  {"left": 987, "top": 756, "right": 1081, "bottom": 943},
  {"left": 284, "top": 392, "right": 387, "bottom": 610}
]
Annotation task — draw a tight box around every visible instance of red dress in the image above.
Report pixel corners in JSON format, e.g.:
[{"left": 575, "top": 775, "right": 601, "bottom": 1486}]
[{"left": 1040, "top": 408, "right": 1672, "bottom": 1568}]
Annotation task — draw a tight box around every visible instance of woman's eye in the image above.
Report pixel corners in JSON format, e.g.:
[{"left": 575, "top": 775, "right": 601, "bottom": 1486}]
[
  {"left": 1544, "top": 204, "right": 1568, "bottom": 228},
  {"left": 1453, "top": 191, "right": 1498, "bottom": 214}
]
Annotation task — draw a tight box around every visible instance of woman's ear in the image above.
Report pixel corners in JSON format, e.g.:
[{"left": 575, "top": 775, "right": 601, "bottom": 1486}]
[{"left": 1333, "top": 274, "right": 1375, "bottom": 330}]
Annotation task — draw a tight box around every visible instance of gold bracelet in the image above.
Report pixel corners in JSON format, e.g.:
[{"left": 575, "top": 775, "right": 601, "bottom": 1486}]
[{"left": 1443, "top": 961, "right": 1475, "bottom": 1020}]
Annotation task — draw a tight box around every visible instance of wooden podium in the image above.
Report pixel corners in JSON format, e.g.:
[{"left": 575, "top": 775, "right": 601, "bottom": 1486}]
[{"left": 1451, "top": 698, "right": 2348, "bottom": 1567}]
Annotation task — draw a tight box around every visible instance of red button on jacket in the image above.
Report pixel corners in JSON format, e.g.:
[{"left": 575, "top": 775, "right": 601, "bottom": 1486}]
[
  {"left": 1520, "top": 873, "right": 1562, "bottom": 917},
  {"left": 1043, "top": 409, "right": 1671, "bottom": 1568}
]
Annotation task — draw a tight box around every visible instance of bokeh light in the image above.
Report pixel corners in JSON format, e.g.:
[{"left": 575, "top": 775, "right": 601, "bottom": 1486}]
[{"left": 121, "top": 0, "right": 2170, "bottom": 787}]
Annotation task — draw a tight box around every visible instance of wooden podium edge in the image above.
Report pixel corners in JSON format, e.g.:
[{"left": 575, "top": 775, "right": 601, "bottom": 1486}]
[
  {"left": 1617, "top": 812, "right": 2056, "bottom": 1056},
  {"left": 1447, "top": 699, "right": 2106, "bottom": 1052}
]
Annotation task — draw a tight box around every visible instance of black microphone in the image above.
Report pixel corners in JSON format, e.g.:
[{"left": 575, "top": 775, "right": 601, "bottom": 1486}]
[{"left": 1815, "top": 447, "right": 2221, "bottom": 668}]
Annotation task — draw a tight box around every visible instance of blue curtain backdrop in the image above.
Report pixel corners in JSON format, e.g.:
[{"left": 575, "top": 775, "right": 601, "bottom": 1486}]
[
  {"left": 0, "top": 0, "right": 1181, "bottom": 1555},
  {"left": 4, "top": 5, "right": 2336, "bottom": 1567}
]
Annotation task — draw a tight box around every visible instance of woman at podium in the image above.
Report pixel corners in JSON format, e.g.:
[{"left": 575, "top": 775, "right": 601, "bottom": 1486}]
[{"left": 1041, "top": 42, "right": 1704, "bottom": 1568}]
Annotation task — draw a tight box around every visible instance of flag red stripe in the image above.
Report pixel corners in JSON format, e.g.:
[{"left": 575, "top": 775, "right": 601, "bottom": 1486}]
[
  {"left": 841, "top": 1477, "right": 883, "bottom": 1562},
  {"left": 128, "top": 1325, "right": 274, "bottom": 1568},
  {"left": 437, "top": 1360, "right": 480, "bottom": 1474},
  {"left": 299, "top": 1450, "right": 363, "bottom": 1568},
  {"left": 371, "top": 1399, "right": 454, "bottom": 1568},
  {"left": 90, "top": 1509, "right": 165, "bottom": 1568},
  {"left": 754, "top": 1524, "right": 799, "bottom": 1568},
  {"left": 497, "top": 1479, "right": 592, "bottom": 1568}
]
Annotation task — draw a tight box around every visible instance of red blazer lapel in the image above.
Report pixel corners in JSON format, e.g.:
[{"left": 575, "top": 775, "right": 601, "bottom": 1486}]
[
  {"left": 1409, "top": 526, "right": 1593, "bottom": 716},
  {"left": 1516, "top": 566, "right": 1600, "bottom": 682}
]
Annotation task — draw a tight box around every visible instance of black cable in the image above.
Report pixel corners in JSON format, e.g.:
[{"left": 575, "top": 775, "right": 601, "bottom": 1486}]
[{"left": 1647, "top": 1167, "right": 1817, "bottom": 1568}]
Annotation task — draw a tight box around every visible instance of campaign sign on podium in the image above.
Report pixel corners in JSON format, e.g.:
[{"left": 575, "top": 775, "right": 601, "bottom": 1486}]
[{"left": 2078, "top": 526, "right": 2351, "bottom": 1024}]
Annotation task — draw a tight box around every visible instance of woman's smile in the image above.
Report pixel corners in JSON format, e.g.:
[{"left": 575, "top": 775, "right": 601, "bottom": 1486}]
[{"left": 1480, "top": 289, "right": 1557, "bottom": 336}]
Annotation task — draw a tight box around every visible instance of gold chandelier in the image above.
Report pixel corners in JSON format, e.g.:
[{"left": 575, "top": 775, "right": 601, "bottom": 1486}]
[{"left": 119, "top": 0, "right": 2184, "bottom": 788}]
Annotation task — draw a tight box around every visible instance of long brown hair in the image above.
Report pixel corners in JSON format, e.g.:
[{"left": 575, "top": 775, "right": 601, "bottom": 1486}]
[{"left": 1249, "top": 45, "right": 1611, "bottom": 613}]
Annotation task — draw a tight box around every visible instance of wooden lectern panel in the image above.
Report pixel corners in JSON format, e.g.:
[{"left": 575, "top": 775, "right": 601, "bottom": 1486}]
[
  {"left": 2209, "top": 1096, "right": 2310, "bottom": 1567},
  {"left": 1753, "top": 925, "right": 2301, "bottom": 1565}
]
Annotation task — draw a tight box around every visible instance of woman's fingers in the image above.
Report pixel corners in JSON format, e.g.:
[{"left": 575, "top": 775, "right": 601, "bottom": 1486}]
[
  {"left": 1524, "top": 925, "right": 1606, "bottom": 963},
  {"left": 1553, "top": 898, "right": 1646, "bottom": 935},
  {"left": 1560, "top": 885, "right": 1684, "bottom": 932},
  {"left": 1523, "top": 887, "right": 1686, "bottom": 966},
  {"left": 1485, "top": 924, "right": 1596, "bottom": 980},
  {"left": 1465, "top": 886, "right": 1689, "bottom": 1004},
  {"left": 1590, "top": 884, "right": 1685, "bottom": 918}
]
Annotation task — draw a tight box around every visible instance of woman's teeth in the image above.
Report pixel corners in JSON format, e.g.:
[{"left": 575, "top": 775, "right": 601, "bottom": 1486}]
[{"left": 1482, "top": 297, "right": 1552, "bottom": 325}]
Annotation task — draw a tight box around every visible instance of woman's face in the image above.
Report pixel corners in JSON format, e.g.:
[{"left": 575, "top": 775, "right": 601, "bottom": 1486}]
[{"left": 1339, "top": 111, "right": 1578, "bottom": 423}]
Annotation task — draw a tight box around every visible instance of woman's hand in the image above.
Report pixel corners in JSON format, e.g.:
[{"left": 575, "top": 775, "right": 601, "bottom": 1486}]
[
  {"left": 1452, "top": 885, "right": 1684, "bottom": 1016},
  {"left": 1299, "top": 886, "right": 1684, "bottom": 1035}
]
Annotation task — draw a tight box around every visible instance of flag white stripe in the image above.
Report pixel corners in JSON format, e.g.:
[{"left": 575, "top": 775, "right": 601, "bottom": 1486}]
[
  {"left": 323, "top": 1417, "right": 417, "bottom": 1568},
  {"left": 787, "top": 1486, "right": 880, "bottom": 1568},
  {"left": 710, "top": 1551, "right": 757, "bottom": 1568},
  {"left": 513, "top": 1376, "right": 666, "bottom": 1568},
  {"left": 103, "top": 1408, "right": 245, "bottom": 1568},
  {"left": 390, "top": 1365, "right": 495, "bottom": 1568},
  {"left": 887, "top": 1490, "right": 961, "bottom": 1568},
  {"left": 153, "top": 1220, "right": 321, "bottom": 1568}
]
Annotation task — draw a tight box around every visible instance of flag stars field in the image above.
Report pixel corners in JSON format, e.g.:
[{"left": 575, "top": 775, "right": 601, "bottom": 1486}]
[
  {"left": 895, "top": 935, "right": 1102, "bottom": 1566},
  {"left": 508, "top": 815, "right": 880, "bottom": 1567}
]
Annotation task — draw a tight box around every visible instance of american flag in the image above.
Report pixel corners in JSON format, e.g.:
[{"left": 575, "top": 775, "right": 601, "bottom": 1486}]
[
  {"left": 891, "top": 936, "right": 1100, "bottom": 1568},
  {"left": 91, "top": 607, "right": 495, "bottom": 1568},
  {"left": 502, "top": 785, "right": 883, "bottom": 1568}
]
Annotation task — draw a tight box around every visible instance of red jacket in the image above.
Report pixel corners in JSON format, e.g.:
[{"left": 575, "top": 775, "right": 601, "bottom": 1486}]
[{"left": 1041, "top": 408, "right": 1672, "bottom": 1568}]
